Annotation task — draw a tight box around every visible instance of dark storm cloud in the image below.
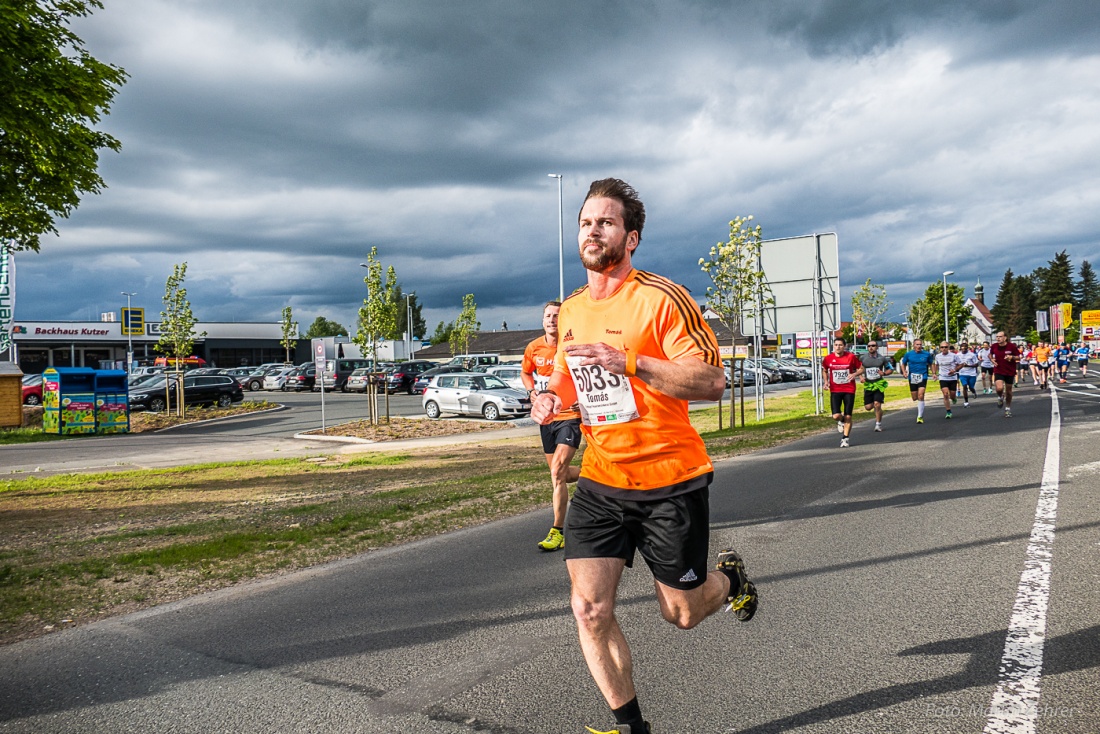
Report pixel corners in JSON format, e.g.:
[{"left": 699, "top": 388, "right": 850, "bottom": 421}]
[{"left": 14, "top": 0, "right": 1100, "bottom": 334}]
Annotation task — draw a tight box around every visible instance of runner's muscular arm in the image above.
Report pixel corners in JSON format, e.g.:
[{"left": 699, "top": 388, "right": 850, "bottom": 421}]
[{"left": 565, "top": 342, "right": 725, "bottom": 401}]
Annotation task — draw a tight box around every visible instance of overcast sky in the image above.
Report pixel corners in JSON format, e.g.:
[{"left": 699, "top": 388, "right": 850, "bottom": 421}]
[{"left": 14, "top": 0, "right": 1100, "bottom": 336}]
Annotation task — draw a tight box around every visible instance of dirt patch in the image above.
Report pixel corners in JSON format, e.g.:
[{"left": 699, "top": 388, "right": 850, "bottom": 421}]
[
  {"left": 305, "top": 416, "right": 521, "bottom": 441},
  {"left": 0, "top": 438, "right": 551, "bottom": 644},
  {"left": 19, "top": 402, "right": 279, "bottom": 434}
]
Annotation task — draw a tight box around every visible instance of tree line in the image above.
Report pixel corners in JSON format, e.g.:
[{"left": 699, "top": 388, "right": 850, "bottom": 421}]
[{"left": 991, "top": 251, "right": 1099, "bottom": 340}]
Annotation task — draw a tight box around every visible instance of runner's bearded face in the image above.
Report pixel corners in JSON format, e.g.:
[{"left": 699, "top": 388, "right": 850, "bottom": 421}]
[{"left": 577, "top": 197, "right": 636, "bottom": 272}]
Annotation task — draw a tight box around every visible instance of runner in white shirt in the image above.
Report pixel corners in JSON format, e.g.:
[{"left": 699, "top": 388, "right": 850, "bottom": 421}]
[
  {"left": 934, "top": 342, "right": 963, "bottom": 419},
  {"left": 956, "top": 341, "right": 980, "bottom": 407},
  {"left": 978, "top": 342, "right": 994, "bottom": 394}
]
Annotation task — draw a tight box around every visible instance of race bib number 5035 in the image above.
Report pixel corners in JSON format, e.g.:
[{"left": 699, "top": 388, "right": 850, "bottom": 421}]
[{"left": 565, "top": 356, "right": 640, "bottom": 426}]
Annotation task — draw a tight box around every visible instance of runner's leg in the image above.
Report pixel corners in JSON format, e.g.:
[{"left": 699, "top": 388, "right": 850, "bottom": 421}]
[
  {"left": 548, "top": 444, "right": 579, "bottom": 528},
  {"left": 652, "top": 572, "right": 729, "bottom": 629},
  {"left": 568, "top": 558, "right": 635, "bottom": 708}
]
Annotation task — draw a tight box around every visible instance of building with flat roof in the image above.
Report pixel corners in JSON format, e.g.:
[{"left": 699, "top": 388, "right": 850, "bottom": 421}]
[{"left": 10, "top": 319, "right": 290, "bottom": 373}]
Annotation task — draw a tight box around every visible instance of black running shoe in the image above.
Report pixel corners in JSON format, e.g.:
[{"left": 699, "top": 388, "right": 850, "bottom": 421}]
[{"left": 715, "top": 549, "right": 758, "bottom": 622}]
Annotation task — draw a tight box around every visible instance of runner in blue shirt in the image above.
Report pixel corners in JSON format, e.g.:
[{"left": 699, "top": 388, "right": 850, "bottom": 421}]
[
  {"left": 1075, "top": 343, "right": 1090, "bottom": 378},
  {"left": 1056, "top": 343, "right": 1071, "bottom": 383},
  {"left": 899, "top": 339, "right": 933, "bottom": 424}
]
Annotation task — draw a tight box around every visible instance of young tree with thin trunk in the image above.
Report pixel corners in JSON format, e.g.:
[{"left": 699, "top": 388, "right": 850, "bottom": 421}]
[
  {"left": 280, "top": 306, "right": 296, "bottom": 364},
  {"left": 450, "top": 294, "right": 480, "bottom": 357},
  {"left": 155, "top": 263, "right": 205, "bottom": 417},
  {"left": 699, "top": 215, "right": 773, "bottom": 428},
  {"left": 353, "top": 248, "right": 398, "bottom": 424},
  {"left": 850, "top": 279, "right": 892, "bottom": 346}
]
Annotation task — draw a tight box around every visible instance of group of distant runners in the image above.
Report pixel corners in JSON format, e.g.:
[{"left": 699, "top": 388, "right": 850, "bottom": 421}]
[{"left": 819, "top": 330, "right": 1083, "bottom": 447}]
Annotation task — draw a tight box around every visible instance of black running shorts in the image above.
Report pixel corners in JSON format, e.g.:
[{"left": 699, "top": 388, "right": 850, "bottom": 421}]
[
  {"left": 540, "top": 418, "right": 582, "bottom": 454},
  {"left": 863, "top": 388, "right": 885, "bottom": 407},
  {"left": 994, "top": 372, "right": 1015, "bottom": 384},
  {"left": 939, "top": 378, "right": 958, "bottom": 391},
  {"left": 830, "top": 391, "right": 855, "bottom": 416},
  {"left": 981, "top": 366, "right": 994, "bottom": 375},
  {"left": 564, "top": 484, "right": 711, "bottom": 591}
]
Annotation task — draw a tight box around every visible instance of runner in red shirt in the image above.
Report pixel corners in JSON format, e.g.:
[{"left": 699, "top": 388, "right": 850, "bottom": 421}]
[
  {"left": 822, "top": 337, "right": 864, "bottom": 447},
  {"left": 989, "top": 331, "right": 1021, "bottom": 417}
]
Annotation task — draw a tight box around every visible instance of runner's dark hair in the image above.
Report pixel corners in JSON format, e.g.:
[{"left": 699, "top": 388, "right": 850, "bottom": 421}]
[{"left": 581, "top": 178, "right": 646, "bottom": 246}]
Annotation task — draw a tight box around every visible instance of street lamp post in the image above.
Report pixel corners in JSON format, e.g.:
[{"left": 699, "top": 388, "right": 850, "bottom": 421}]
[
  {"left": 548, "top": 174, "right": 564, "bottom": 301},
  {"left": 942, "top": 271, "right": 954, "bottom": 344},
  {"left": 121, "top": 291, "right": 136, "bottom": 373},
  {"left": 405, "top": 292, "right": 414, "bottom": 358}
]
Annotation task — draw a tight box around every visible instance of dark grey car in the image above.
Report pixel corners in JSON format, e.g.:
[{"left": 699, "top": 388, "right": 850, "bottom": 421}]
[{"left": 129, "top": 375, "right": 244, "bottom": 412}]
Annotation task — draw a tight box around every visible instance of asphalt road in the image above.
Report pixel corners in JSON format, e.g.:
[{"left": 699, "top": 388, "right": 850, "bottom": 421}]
[{"left": 1, "top": 383, "right": 1096, "bottom": 733}]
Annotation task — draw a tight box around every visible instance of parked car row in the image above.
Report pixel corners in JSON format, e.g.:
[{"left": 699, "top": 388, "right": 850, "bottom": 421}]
[{"left": 127, "top": 374, "right": 244, "bottom": 412}]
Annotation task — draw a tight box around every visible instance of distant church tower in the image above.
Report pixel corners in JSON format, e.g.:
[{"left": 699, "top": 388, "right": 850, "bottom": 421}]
[{"left": 974, "top": 277, "right": 984, "bottom": 305}]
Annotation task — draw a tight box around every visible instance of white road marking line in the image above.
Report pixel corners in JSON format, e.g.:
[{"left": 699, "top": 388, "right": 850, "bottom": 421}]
[
  {"left": 1051, "top": 386, "right": 1100, "bottom": 398},
  {"left": 984, "top": 389, "right": 1060, "bottom": 734}
]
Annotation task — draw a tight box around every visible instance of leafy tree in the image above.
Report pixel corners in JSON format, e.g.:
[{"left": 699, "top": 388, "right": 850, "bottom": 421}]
[
  {"left": 450, "top": 294, "right": 480, "bottom": 357},
  {"left": 850, "top": 279, "right": 891, "bottom": 345},
  {"left": 699, "top": 215, "right": 774, "bottom": 347},
  {"left": 912, "top": 281, "right": 968, "bottom": 344},
  {"left": 1006, "top": 275, "right": 1036, "bottom": 338},
  {"left": 1, "top": 0, "right": 127, "bottom": 251},
  {"left": 390, "top": 286, "right": 426, "bottom": 341},
  {"left": 990, "top": 269, "right": 1014, "bottom": 332},
  {"left": 280, "top": 306, "right": 296, "bottom": 363},
  {"left": 431, "top": 320, "right": 455, "bottom": 346},
  {"left": 1075, "top": 260, "right": 1100, "bottom": 311},
  {"left": 353, "top": 247, "right": 397, "bottom": 363},
  {"left": 699, "top": 215, "right": 774, "bottom": 426},
  {"left": 303, "top": 316, "right": 347, "bottom": 339},
  {"left": 904, "top": 299, "right": 931, "bottom": 342},
  {"left": 1034, "top": 250, "right": 1074, "bottom": 310},
  {"left": 155, "top": 263, "right": 206, "bottom": 417}
]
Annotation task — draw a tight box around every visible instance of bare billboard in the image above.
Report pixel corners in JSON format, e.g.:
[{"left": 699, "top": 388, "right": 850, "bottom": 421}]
[{"left": 741, "top": 232, "right": 840, "bottom": 336}]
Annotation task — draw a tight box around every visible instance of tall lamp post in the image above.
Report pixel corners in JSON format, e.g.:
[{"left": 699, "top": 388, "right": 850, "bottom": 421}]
[
  {"left": 942, "top": 271, "right": 954, "bottom": 344},
  {"left": 548, "top": 174, "right": 564, "bottom": 301},
  {"left": 405, "top": 292, "right": 414, "bottom": 358},
  {"left": 121, "top": 291, "right": 136, "bottom": 372}
]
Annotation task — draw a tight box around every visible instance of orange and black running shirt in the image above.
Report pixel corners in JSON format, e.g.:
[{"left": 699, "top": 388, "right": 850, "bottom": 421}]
[
  {"left": 522, "top": 336, "right": 579, "bottom": 421},
  {"left": 553, "top": 269, "right": 722, "bottom": 499}
]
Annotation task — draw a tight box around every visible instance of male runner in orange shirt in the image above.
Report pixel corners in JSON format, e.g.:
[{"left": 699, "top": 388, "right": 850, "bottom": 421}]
[
  {"left": 531, "top": 179, "right": 757, "bottom": 734},
  {"left": 522, "top": 300, "right": 581, "bottom": 551}
]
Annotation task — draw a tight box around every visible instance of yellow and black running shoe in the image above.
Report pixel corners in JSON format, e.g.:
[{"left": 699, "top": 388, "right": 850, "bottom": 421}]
[
  {"left": 716, "top": 549, "right": 758, "bottom": 622},
  {"left": 537, "top": 527, "right": 564, "bottom": 551},
  {"left": 585, "top": 724, "right": 650, "bottom": 734}
]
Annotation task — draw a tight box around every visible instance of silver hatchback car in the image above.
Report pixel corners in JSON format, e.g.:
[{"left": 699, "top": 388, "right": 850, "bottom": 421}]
[{"left": 422, "top": 372, "right": 531, "bottom": 421}]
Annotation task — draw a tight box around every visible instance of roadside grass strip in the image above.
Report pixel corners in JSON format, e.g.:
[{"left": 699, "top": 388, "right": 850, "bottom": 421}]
[
  {"left": 0, "top": 383, "right": 913, "bottom": 643},
  {"left": 0, "top": 450, "right": 547, "bottom": 640}
]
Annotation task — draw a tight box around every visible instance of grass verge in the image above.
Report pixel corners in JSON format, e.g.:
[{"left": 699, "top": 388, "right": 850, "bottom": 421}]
[{"left": 0, "top": 382, "right": 916, "bottom": 644}]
